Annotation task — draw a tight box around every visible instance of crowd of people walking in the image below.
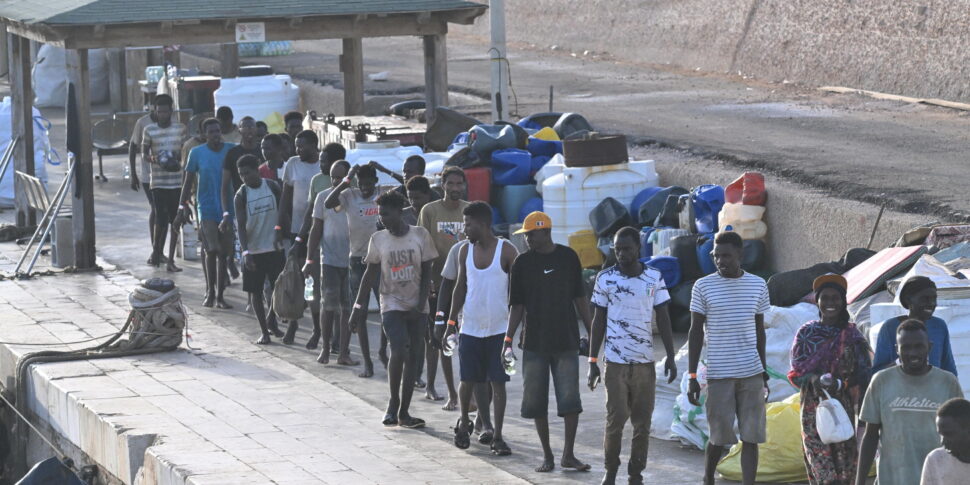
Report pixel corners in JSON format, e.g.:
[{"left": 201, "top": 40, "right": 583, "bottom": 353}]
[{"left": 129, "top": 100, "right": 968, "bottom": 484}]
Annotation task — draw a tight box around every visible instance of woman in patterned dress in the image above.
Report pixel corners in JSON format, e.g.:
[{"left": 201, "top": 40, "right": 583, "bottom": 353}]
[{"left": 788, "top": 274, "right": 872, "bottom": 484}]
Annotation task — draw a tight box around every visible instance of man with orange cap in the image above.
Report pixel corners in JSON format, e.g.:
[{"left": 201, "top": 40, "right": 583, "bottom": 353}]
[{"left": 504, "top": 212, "right": 594, "bottom": 473}]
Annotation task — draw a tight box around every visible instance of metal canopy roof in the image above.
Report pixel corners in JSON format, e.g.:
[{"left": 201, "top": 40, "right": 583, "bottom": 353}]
[{"left": 0, "top": 0, "right": 486, "bottom": 48}]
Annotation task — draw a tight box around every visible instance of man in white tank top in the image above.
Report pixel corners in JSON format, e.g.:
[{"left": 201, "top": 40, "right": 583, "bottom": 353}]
[{"left": 446, "top": 202, "right": 519, "bottom": 456}]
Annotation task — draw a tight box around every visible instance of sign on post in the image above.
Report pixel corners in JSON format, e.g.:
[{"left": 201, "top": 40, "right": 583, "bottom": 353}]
[{"left": 236, "top": 23, "right": 266, "bottom": 43}]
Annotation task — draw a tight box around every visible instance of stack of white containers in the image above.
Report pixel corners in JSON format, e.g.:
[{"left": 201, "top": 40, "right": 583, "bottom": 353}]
[
  {"left": 539, "top": 154, "right": 659, "bottom": 245},
  {"left": 718, "top": 172, "right": 767, "bottom": 240}
]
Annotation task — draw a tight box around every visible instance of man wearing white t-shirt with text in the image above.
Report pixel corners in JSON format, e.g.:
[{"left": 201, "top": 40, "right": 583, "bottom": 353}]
[
  {"left": 587, "top": 227, "right": 678, "bottom": 485},
  {"left": 687, "top": 231, "right": 770, "bottom": 485}
]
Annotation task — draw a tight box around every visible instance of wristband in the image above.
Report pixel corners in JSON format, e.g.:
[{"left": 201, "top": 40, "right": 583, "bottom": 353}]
[
  {"left": 274, "top": 225, "right": 283, "bottom": 231},
  {"left": 435, "top": 311, "right": 445, "bottom": 318},
  {"left": 353, "top": 303, "right": 363, "bottom": 310},
  {"left": 588, "top": 357, "right": 597, "bottom": 363},
  {"left": 294, "top": 236, "right": 303, "bottom": 243},
  {"left": 504, "top": 336, "right": 513, "bottom": 343},
  {"left": 447, "top": 319, "right": 457, "bottom": 326},
  {"left": 434, "top": 319, "right": 446, "bottom": 325},
  {"left": 689, "top": 373, "right": 698, "bottom": 379},
  {"left": 223, "top": 211, "right": 230, "bottom": 218}
]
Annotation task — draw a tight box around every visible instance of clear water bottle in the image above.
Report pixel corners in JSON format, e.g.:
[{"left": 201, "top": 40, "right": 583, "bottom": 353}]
[
  {"left": 819, "top": 373, "right": 840, "bottom": 390},
  {"left": 123, "top": 164, "right": 130, "bottom": 180},
  {"left": 443, "top": 333, "right": 458, "bottom": 357},
  {"left": 304, "top": 276, "right": 314, "bottom": 301},
  {"left": 503, "top": 346, "right": 517, "bottom": 375}
]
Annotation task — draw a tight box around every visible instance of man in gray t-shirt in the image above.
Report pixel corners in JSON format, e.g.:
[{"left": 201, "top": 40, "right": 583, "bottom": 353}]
[{"left": 305, "top": 161, "right": 357, "bottom": 367}]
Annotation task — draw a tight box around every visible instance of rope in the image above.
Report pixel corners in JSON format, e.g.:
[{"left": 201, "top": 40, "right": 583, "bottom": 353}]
[{"left": 7, "top": 281, "right": 187, "bottom": 476}]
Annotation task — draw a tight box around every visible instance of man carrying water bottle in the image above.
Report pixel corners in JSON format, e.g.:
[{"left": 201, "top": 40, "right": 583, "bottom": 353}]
[{"left": 445, "top": 202, "right": 518, "bottom": 456}]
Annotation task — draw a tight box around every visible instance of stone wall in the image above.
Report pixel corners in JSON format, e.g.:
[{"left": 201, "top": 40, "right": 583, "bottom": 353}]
[{"left": 459, "top": 0, "right": 970, "bottom": 101}]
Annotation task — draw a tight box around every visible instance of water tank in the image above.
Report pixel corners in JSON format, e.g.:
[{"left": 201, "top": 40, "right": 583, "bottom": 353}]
[
  {"left": 345, "top": 140, "right": 424, "bottom": 186},
  {"left": 214, "top": 75, "right": 300, "bottom": 129},
  {"left": 542, "top": 160, "right": 659, "bottom": 245}
]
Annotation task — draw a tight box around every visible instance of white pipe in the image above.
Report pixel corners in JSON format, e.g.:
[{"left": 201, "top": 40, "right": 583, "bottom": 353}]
[{"left": 489, "top": 0, "right": 509, "bottom": 122}]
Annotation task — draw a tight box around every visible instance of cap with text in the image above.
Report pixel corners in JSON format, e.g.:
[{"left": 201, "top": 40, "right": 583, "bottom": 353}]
[{"left": 514, "top": 211, "right": 553, "bottom": 234}]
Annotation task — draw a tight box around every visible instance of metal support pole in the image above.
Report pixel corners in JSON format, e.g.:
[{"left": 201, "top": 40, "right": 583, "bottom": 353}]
[{"left": 489, "top": 0, "right": 509, "bottom": 122}]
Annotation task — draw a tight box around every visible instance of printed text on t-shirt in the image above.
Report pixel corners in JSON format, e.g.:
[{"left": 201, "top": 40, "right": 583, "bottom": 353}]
[
  {"left": 389, "top": 249, "right": 416, "bottom": 282},
  {"left": 437, "top": 222, "right": 464, "bottom": 241}
]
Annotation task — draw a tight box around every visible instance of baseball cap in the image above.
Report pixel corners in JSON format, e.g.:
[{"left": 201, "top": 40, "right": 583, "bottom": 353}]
[
  {"left": 812, "top": 273, "right": 847, "bottom": 292},
  {"left": 514, "top": 211, "right": 552, "bottom": 234}
]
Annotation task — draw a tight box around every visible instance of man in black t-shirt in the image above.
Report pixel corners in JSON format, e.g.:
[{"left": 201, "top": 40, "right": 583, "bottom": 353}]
[
  {"left": 504, "top": 211, "right": 593, "bottom": 474},
  {"left": 221, "top": 116, "right": 262, "bottom": 223}
]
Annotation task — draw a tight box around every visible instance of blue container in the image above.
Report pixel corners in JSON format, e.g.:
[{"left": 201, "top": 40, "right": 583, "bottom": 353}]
[
  {"left": 696, "top": 235, "right": 716, "bottom": 275},
  {"left": 642, "top": 255, "right": 681, "bottom": 288},
  {"left": 497, "top": 185, "right": 539, "bottom": 225},
  {"left": 640, "top": 226, "right": 656, "bottom": 259},
  {"left": 530, "top": 155, "right": 552, "bottom": 175},
  {"left": 526, "top": 137, "right": 563, "bottom": 157},
  {"left": 630, "top": 187, "right": 664, "bottom": 223},
  {"left": 491, "top": 148, "right": 533, "bottom": 185},
  {"left": 692, "top": 185, "right": 725, "bottom": 234},
  {"left": 518, "top": 197, "right": 543, "bottom": 223}
]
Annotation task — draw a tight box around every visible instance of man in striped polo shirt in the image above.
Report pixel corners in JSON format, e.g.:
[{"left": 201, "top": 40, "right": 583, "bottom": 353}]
[
  {"left": 141, "top": 94, "right": 187, "bottom": 272},
  {"left": 687, "top": 231, "right": 770, "bottom": 485}
]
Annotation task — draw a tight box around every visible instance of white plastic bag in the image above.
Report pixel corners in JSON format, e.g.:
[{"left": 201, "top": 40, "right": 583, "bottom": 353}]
[{"left": 816, "top": 389, "right": 854, "bottom": 444}]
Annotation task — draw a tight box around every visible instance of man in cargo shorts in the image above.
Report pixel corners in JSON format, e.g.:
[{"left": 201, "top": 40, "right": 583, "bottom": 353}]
[
  {"left": 687, "top": 231, "right": 770, "bottom": 485},
  {"left": 504, "top": 211, "right": 593, "bottom": 473}
]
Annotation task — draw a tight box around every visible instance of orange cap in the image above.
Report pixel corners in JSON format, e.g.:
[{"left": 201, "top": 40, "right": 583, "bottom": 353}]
[{"left": 514, "top": 211, "right": 553, "bottom": 234}]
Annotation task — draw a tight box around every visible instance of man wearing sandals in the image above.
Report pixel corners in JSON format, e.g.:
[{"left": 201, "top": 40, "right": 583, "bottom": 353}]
[
  {"left": 350, "top": 190, "right": 437, "bottom": 429},
  {"left": 445, "top": 202, "right": 518, "bottom": 456},
  {"left": 504, "top": 212, "right": 594, "bottom": 473}
]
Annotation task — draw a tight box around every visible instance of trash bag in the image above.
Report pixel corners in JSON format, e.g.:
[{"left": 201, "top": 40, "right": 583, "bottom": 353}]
[
  {"left": 716, "top": 394, "right": 807, "bottom": 484},
  {"left": 17, "top": 457, "right": 85, "bottom": 485},
  {"left": 272, "top": 251, "right": 306, "bottom": 321},
  {"left": 767, "top": 262, "right": 842, "bottom": 307},
  {"left": 816, "top": 390, "right": 855, "bottom": 444},
  {"left": 424, "top": 107, "right": 480, "bottom": 152}
]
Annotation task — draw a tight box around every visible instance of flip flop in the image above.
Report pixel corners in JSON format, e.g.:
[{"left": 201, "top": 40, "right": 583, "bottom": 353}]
[
  {"left": 382, "top": 414, "right": 398, "bottom": 427},
  {"left": 478, "top": 430, "right": 493, "bottom": 445},
  {"left": 490, "top": 438, "right": 511, "bottom": 456},
  {"left": 453, "top": 418, "right": 470, "bottom": 449},
  {"left": 399, "top": 416, "right": 425, "bottom": 429}
]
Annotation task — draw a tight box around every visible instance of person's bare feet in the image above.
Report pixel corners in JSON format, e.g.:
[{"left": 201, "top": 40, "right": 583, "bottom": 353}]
[
  {"left": 560, "top": 456, "right": 591, "bottom": 472},
  {"left": 337, "top": 356, "right": 360, "bottom": 366},
  {"left": 282, "top": 321, "right": 298, "bottom": 344},
  {"left": 316, "top": 349, "right": 330, "bottom": 364},
  {"left": 358, "top": 361, "right": 374, "bottom": 378},
  {"left": 425, "top": 387, "right": 444, "bottom": 401},
  {"left": 202, "top": 294, "right": 215, "bottom": 308},
  {"left": 442, "top": 397, "right": 458, "bottom": 411},
  {"left": 254, "top": 334, "right": 271, "bottom": 345},
  {"left": 536, "top": 458, "right": 556, "bottom": 473},
  {"left": 166, "top": 262, "right": 182, "bottom": 273},
  {"left": 216, "top": 298, "right": 232, "bottom": 309},
  {"left": 305, "top": 330, "right": 321, "bottom": 350}
]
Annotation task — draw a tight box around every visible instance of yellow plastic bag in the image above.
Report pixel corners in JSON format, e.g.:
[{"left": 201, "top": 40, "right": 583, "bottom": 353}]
[
  {"left": 263, "top": 111, "right": 286, "bottom": 135},
  {"left": 716, "top": 393, "right": 808, "bottom": 483}
]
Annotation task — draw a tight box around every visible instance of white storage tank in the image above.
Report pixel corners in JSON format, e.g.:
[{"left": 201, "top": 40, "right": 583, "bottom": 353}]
[
  {"left": 214, "top": 75, "right": 300, "bottom": 131},
  {"left": 345, "top": 140, "right": 425, "bottom": 187},
  {"left": 542, "top": 160, "right": 659, "bottom": 245}
]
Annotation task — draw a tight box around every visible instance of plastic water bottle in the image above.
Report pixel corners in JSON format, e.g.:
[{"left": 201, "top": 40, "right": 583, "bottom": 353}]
[
  {"left": 820, "top": 373, "right": 840, "bottom": 390},
  {"left": 304, "top": 276, "right": 314, "bottom": 301},
  {"left": 123, "top": 164, "right": 130, "bottom": 180},
  {"left": 503, "top": 347, "right": 517, "bottom": 375},
  {"left": 443, "top": 333, "right": 458, "bottom": 357}
]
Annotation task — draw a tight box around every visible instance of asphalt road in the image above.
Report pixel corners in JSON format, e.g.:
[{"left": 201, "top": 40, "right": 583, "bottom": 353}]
[{"left": 220, "top": 34, "right": 970, "bottom": 222}]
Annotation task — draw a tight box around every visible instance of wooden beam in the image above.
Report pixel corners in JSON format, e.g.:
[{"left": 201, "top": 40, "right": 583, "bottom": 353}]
[
  {"left": 423, "top": 34, "right": 449, "bottom": 125},
  {"left": 124, "top": 48, "right": 148, "bottom": 111},
  {"left": 10, "top": 34, "right": 35, "bottom": 227},
  {"left": 66, "top": 49, "right": 97, "bottom": 269},
  {"left": 107, "top": 48, "right": 125, "bottom": 112},
  {"left": 55, "top": 14, "right": 450, "bottom": 49},
  {"left": 2, "top": 20, "right": 65, "bottom": 46},
  {"left": 220, "top": 43, "right": 239, "bottom": 78},
  {"left": 0, "top": 25, "right": 8, "bottom": 77},
  {"left": 340, "top": 38, "right": 364, "bottom": 116}
]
